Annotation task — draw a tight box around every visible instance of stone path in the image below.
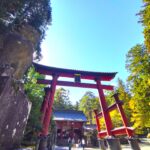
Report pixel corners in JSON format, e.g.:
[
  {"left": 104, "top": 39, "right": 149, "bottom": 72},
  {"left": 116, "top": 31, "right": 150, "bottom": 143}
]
[
  {"left": 54, "top": 139, "right": 150, "bottom": 150},
  {"left": 18, "top": 138, "right": 150, "bottom": 150},
  {"left": 54, "top": 144, "right": 150, "bottom": 150}
]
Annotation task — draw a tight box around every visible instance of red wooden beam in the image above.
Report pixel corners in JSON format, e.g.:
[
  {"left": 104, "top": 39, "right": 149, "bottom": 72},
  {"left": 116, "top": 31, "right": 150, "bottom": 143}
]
[
  {"left": 96, "top": 100, "right": 123, "bottom": 118},
  {"left": 98, "top": 127, "right": 134, "bottom": 138},
  {"left": 96, "top": 79, "right": 113, "bottom": 136},
  {"left": 98, "top": 130, "right": 107, "bottom": 138},
  {"left": 113, "top": 93, "right": 132, "bottom": 137},
  {"left": 34, "top": 63, "right": 117, "bottom": 81},
  {"left": 37, "top": 79, "right": 114, "bottom": 90},
  {"left": 94, "top": 110, "right": 101, "bottom": 133},
  {"left": 40, "top": 88, "right": 51, "bottom": 125}
]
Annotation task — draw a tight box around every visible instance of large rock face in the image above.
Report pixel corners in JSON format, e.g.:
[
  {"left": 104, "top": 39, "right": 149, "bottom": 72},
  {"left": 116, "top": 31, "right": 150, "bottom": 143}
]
[
  {"left": 0, "top": 24, "right": 40, "bottom": 80},
  {"left": 0, "top": 24, "right": 39, "bottom": 149},
  {"left": 0, "top": 76, "right": 32, "bottom": 150}
]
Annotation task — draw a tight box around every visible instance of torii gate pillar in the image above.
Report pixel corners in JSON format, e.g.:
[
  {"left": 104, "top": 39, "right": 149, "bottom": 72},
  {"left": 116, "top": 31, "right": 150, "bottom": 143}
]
[
  {"left": 38, "top": 75, "right": 58, "bottom": 150},
  {"left": 96, "top": 79, "right": 122, "bottom": 150}
]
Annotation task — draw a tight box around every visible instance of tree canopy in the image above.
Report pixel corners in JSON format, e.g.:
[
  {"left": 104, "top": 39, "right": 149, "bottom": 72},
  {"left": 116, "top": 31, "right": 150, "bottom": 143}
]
[
  {"left": 102, "top": 79, "right": 132, "bottom": 129},
  {"left": 53, "top": 88, "right": 74, "bottom": 110},
  {"left": 79, "top": 91, "right": 100, "bottom": 124},
  {"left": 139, "top": 0, "right": 150, "bottom": 53},
  {"left": 0, "top": 0, "right": 52, "bottom": 59},
  {"left": 23, "top": 67, "right": 45, "bottom": 142},
  {"left": 126, "top": 44, "right": 150, "bottom": 133}
]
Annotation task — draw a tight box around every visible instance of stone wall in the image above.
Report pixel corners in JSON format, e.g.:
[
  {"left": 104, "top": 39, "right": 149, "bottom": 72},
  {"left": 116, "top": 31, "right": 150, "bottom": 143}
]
[{"left": 0, "top": 76, "right": 32, "bottom": 150}]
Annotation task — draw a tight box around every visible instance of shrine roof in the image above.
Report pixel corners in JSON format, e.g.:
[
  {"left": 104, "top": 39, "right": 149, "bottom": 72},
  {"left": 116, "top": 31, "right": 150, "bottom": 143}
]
[
  {"left": 33, "top": 63, "right": 117, "bottom": 81},
  {"left": 53, "top": 110, "right": 87, "bottom": 122},
  {"left": 83, "top": 124, "right": 97, "bottom": 131}
]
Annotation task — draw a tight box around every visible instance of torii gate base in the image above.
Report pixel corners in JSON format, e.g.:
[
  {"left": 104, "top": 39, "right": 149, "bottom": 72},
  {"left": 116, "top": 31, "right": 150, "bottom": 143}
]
[
  {"left": 37, "top": 137, "right": 47, "bottom": 150},
  {"left": 107, "top": 138, "right": 122, "bottom": 150},
  {"left": 128, "top": 138, "right": 141, "bottom": 150},
  {"left": 98, "top": 138, "right": 121, "bottom": 150},
  {"left": 94, "top": 93, "right": 141, "bottom": 150},
  {"left": 34, "top": 63, "right": 140, "bottom": 150},
  {"left": 98, "top": 139, "right": 106, "bottom": 150}
]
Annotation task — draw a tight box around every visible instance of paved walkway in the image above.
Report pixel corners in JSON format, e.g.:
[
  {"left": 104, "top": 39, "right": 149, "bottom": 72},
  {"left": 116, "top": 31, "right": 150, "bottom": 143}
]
[
  {"left": 54, "top": 147, "right": 98, "bottom": 150},
  {"left": 54, "top": 138, "right": 150, "bottom": 150},
  {"left": 55, "top": 144, "right": 150, "bottom": 150},
  {"left": 17, "top": 139, "right": 150, "bottom": 150}
]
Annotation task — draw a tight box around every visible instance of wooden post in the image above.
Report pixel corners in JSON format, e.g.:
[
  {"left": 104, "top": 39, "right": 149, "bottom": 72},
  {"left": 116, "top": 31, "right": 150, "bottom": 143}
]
[
  {"left": 41, "top": 75, "right": 58, "bottom": 136},
  {"left": 94, "top": 110, "right": 101, "bottom": 134},
  {"left": 40, "top": 88, "right": 50, "bottom": 125},
  {"left": 113, "top": 93, "right": 132, "bottom": 137},
  {"left": 96, "top": 79, "right": 113, "bottom": 136},
  {"left": 38, "top": 75, "right": 58, "bottom": 150}
]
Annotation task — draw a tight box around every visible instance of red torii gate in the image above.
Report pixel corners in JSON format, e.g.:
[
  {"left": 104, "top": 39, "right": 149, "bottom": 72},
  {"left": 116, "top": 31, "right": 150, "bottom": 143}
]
[{"left": 33, "top": 63, "right": 138, "bottom": 150}]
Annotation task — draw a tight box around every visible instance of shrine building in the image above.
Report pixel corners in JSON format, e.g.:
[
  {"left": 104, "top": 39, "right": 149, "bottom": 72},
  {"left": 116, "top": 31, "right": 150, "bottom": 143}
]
[{"left": 53, "top": 110, "right": 87, "bottom": 146}]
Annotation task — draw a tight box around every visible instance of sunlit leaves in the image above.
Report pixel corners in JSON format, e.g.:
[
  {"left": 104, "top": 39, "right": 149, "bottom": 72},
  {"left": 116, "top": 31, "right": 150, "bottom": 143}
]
[
  {"left": 105, "top": 80, "right": 132, "bottom": 128},
  {"left": 138, "top": 0, "right": 150, "bottom": 52},
  {"left": 126, "top": 44, "right": 150, "bottom": 133},
  {"left": 23, "top": 67, "right": 45, "bottom": 141}
]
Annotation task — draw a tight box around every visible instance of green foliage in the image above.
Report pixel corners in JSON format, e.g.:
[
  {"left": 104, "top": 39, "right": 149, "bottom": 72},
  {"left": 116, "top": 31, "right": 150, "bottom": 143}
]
[
  {"left": 138, "top": 0, "right": 150, "bottom": 52},
  {"left": 126, "top": 44, "right": 150, "bottom": 133},
  {"left": 53, "top": 88, "right": 74, "bottom": 110},
  {"left": 105, "top": 80, "right": 132, "bottom": 128},
  {"left": 0, "top": 0, "right": 52, "bottom": 59},
  {"left": 115, "top": 79, "right": 132, "bottom": 120},
  {"left": 74, "top": 101, "right": 80, "bottom": 110},
  {"left": 23, "top": 67, "right": 45, "bottom": 142},
  {"left": 79, "top": 91, "right": 100, "bottom": 124}
]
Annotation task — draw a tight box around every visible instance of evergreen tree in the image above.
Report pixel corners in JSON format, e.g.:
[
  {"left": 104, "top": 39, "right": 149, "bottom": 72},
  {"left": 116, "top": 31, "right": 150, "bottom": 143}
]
[
  {"left": 126, "top": 44, "right": 150, "bottom": 133},
  {"left": 53, "top": 88, "right": 74, "bottom": 110},
  {"left": 74, "top": 101, "right": 80, "bottom": 110},
  {"left": 115, "top": 78, "right": 132, "bottom": 120},
  {"left": 79, "top": 91, "right": 100, "bottom": 124},
  {"left": 138, "top": 0, "right": 150, "bottom": 53}
]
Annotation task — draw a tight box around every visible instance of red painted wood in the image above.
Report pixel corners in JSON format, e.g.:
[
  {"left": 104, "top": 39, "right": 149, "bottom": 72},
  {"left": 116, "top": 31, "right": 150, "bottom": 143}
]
[
  {"left": 98, "top": 127, "right": 134, "bottom": 138},
  {"left": 37, "top": 79, "right": 114, "bottom": 90},
  {"left": 94, "top": 110, "right": 101, "bottom": 138},
  {"left": 96, "top": 79, "right": 113, "bottom": 136},
  {"left": 34, "top": 63, "right": 116, "bottom": 81},
  {"left": 41, "top": 75, "right": 58, "bottom": 136},
  {"left": 40, "top": 88, "right": 51, "bottom": 124},
  {"left": 113, "top": 93, "right": 133, "bottom": 137},
  {"left": 96, "top": 100, "right": 123, "bottom": 118},
  {"left": 40, "top": 99, "right": 48, "bottom": 124},
  {"left": 98, "top": 130, "right": 107, "bottom": 138}
]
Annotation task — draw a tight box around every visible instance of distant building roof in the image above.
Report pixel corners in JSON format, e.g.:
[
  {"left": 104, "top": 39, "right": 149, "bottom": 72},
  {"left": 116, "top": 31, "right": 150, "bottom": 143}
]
[
  {"left": 83, "top": 124, "right": 97, "bottom": 131},
  {"left": 53, "top": 110, "right": 87, "bottom": 122}
]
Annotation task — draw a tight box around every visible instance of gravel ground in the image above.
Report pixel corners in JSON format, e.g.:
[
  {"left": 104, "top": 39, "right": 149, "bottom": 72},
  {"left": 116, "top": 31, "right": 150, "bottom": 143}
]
[
  {"left": 55, "top": 144, "right": 150, "bottom": 150},
  {"left": 19, "top": 139, "right": 150, "bottom": 150},
  {"left": 55, "top": 138, "right": 150, "bottom": 150}
]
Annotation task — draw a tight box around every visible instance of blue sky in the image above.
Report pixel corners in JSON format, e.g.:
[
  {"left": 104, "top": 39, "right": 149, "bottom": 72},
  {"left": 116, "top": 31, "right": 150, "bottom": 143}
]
[{"left": 40, "top": 0, "right": 144, "bottom": 104}]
